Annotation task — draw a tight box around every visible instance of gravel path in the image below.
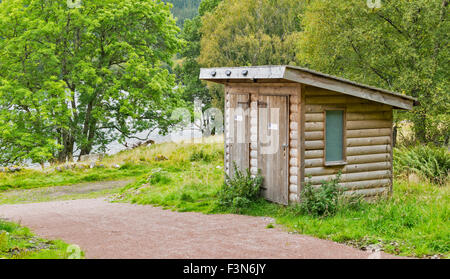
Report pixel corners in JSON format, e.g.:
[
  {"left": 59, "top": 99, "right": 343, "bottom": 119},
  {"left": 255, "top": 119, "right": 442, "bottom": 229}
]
[
  {"left": 0, "top": 180, "right": 132, "bottom": 204},
  {"left": 0, "top": 198, "right": 402, "bottom": 259}
]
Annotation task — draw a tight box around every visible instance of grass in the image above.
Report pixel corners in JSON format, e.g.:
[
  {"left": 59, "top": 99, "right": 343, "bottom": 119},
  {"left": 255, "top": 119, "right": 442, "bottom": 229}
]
[
  {"left": 0, "top": 165, "right": 149, "bottom": 192},
  {"left": 0, "top": 219, "right": 82, "bottom": 259},
  {"left": 0, "top": 136, "right": 224, "bottom": 192},
  {"left": 112, "top": 140, "right": 449, "bottom": 259},
  {"left": 1, "top": 137, "right": 448, "bottom": 258},
  {"left": 0, "top": 182, "right": 127, "bottom": 205},
  {"left": 112, "top": 139, "right": 224, "bottom": 213}
]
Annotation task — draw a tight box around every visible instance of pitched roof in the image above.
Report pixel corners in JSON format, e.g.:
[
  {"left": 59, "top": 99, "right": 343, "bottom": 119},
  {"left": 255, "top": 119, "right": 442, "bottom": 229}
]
[{"left": 199, "top": 65, "right": 417, "bottom": 110}]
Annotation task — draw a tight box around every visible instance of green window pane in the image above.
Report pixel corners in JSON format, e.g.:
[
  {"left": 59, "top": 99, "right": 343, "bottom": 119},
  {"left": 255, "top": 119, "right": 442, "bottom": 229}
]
[{"left": 326, "top": 110, "right": 344, "bottom": 162}]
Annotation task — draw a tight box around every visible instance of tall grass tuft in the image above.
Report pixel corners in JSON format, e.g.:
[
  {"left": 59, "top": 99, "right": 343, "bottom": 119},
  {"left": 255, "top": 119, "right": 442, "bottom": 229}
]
[
  {"left": 394, "top": 145, "right": 450, "bottom": 185},
  {"left": 217, "top": 164, "right": 263, "bottom": 212}
]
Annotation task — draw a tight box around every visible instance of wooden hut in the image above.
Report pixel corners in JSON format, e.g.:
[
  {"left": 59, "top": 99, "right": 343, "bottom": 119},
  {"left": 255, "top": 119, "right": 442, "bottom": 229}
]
[{"left": 200, "top": 66, "right": 417, "bottom": 205}]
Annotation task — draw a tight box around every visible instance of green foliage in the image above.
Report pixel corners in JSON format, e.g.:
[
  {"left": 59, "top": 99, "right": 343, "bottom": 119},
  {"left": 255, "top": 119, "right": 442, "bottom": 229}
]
[
  {"left": 296, "top": 174, "right": 342, "bottom": 217},
  {"left": 148, "top": 171, "right": 172, "bottom": 185},
  {"left": 165, "top": 0, "right": 202, "bottom": 27},
  {"left": 217, "top": 164, "right": 263, "bottom": 211},
  {"left": 394, "top": 145, "right": 450, "bottom": 185},
  {"left": 0, "top": 164, "right": 150, "bottom": 192},
  {"left": 0, "top": 220, "right": 75, "bottom": 259},
  {"left": 199, "top": 0, "right": 304, "bottom": 67},
  {"left": 175, "top": 0, "right": 222, "bottom": 109},
  {"left": 189, "top": 146, "right": 222, "bottom": 163},
  {"left": 0, "top": 0, "right": 183, "bottom": 165},
  {"left": 298, "top": 0, "right": 449, "bottom": 145}
]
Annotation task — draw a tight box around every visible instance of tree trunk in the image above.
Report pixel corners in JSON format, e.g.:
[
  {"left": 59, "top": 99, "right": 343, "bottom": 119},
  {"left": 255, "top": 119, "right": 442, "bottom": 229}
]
[
  {"left": 392, "top": 125, "right": 397, "bottom": 148},
  {"left": 57, "top": 130, "right": 74, "bottom": 163}
]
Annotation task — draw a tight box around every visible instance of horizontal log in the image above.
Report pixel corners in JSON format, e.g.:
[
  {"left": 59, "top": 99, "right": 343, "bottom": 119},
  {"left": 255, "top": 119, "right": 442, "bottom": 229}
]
[
  {"left": 290, "top": 113, "right": 299, "bottom": 121},
  {"left": 306, "top": 104, "right": 345, "bottom": 113},
  {"left": 289, "top": 193, "right": 299, "bottom": 202},
  {"left": 339, "top": 179, "right": 391, "bottom": 191},
  {"left": 290, "top": 95, "right": 299, "bottom": 103},
  {"left": 305, "top": 113, "right": 324, "bottom": 122},
  {"left": 290, "top": 167, "right": 299, "bottom": 176},
  {"left": 305, "top": 140, "right": 324, "bottom": 150},
  {"left": 305, "top": 122, "right": 324, "bottom": 131},
  {"left": 305, "top": 131, "right": 324, "bottom": 141},
  {"left": 343, "top": 187, "right": 389, "bottom": 197},
  {"left": 347, "top": 145, "right": 391, "bottom": 156},
  {"left": 290, "top": 158, "right": 298, "bottom": 167},
  {"left": 305, "top": 150, "right": 323, "bottom": 159},
  {"left": 347, "top": 128, "right": 392, "bottom": 138},
  {"left": 305, "top": 162, "right": 391, "bottom": 176},
  {"left": 306, "top": 104, "right": 391, "bottom": 113},
  {"left": 347, "top": 112, "right": 392, "bottom": 121},
  {"left": 306, "top": 96, "right": 370, "bottom": 105},
  {"left": 289, "top": 184, "right": 298, "bottom": 193},
  {"left": 290, "top": 131, "right": 299, "bottom": 140},
  {"left": 305, "top": 158, "right": 324, "bottom": 168},
  {"left": 290, "top": 122, "right": 299, "bottom": 131},
  {"left": 347, "top": 136, "right": 391, "bottom": 147},
  {"left": 290, "top": 148, "right": 298, "bottom": 157},
  {"left": 346, "top": 104, "right": 392, "bottom": 112},
  {"left": 347, "top": 120, "right": 392, "bottom": 130},
  {"left": 305, "top": 87, "right": 340, "bottom": 96},
  {"left": 290, "top": 176, "right": 298, "bottom": 184},
  {"left": 290, "top": 104, "right": 299, "bottom": 113},
  {"left": 347, "top": 153, "right": 391, "bottom": 164},
  {"left": 306, "top": 170, "right": 391, "bottom": 185}
]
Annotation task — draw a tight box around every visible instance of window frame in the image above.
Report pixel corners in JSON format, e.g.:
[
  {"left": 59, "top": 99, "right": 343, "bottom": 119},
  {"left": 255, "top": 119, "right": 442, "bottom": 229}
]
[{"left": 323, "top": 108, "right": 347, "bottom": 167}]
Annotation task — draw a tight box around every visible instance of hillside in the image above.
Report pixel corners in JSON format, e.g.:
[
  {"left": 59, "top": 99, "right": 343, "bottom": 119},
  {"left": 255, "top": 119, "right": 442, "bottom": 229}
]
[{"left": 166, "top": 0, "right": 202, "bottom": 26}]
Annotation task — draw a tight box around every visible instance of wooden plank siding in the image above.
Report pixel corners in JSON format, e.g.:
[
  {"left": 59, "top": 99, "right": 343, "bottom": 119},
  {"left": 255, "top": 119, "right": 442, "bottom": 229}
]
[{"left": 303, "top": 86, "right": 394, "bottom": 197}]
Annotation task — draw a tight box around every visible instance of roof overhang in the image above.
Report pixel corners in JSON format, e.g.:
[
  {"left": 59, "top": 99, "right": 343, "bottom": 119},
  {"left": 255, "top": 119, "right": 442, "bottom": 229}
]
[{"left": 199, "top": 65, "right": 417, "bottom": 110}]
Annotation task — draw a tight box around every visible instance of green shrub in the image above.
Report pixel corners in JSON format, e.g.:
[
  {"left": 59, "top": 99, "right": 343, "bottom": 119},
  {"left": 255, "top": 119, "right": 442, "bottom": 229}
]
[
  {"left": 217, "top": 164, "right": 263, "bottom": 211},
  {"left": 297, "top": 174, "right": 343, "bottom": 217},
  {"left": 0, "top": 231, "right": 9, "bottom": 252},
  {"left": 189, "top": 146, "right": 223, "bottom": 163},
  {"left": 394, "top": 145, "right": 450, "bottom": 185},
  {"left": 148, "top": 171, "right": 171, "bottom": 185}
]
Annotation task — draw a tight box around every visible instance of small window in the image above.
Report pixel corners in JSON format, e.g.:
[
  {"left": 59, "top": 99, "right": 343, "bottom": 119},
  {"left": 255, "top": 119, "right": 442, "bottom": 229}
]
[{"left": 325, "top": 110, "right": 346, "bottom": 165}]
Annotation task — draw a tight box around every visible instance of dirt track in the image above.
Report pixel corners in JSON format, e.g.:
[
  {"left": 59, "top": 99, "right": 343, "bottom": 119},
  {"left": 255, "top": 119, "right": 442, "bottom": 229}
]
[{"left": 0, "top": 198, "right": 402, "bottom": 259}]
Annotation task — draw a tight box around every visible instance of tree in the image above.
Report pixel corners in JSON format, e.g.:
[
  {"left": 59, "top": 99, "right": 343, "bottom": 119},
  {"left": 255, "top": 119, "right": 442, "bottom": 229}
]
[
  {"left": 165, "top": 0, "right": 202, "bottom": 27},
  {"left": 297, "top": 0, "right": 449, "bottom": 145},
  {"left": 0, "top": 0, "right": 182, "bottom": 165},
  {"left": 197, "top": 0, "right": 304, "bottom": 109},
  {"left": 174, "top": 0, "right": 222, "bottom": 109},
  {"left": 199, "top": 0, "right": 304, "bottom": 67}
]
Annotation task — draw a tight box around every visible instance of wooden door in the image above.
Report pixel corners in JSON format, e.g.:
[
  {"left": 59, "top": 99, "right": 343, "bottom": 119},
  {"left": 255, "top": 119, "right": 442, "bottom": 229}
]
[
  {"left": 228, "top": 94, "right": 250, "bottom": 176},
  {"left": 258, "top": 95, "right": 289, "bottom": 205}
]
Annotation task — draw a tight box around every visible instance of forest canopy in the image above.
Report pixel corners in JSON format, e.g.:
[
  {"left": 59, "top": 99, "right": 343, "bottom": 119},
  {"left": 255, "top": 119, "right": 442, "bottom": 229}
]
[{"left": 0, "top": 0, "right": 448, "bottom": 166}]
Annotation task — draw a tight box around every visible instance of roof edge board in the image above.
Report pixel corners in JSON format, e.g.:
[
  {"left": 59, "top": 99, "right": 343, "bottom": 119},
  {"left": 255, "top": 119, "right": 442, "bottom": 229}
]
[
  {"left": 286, "top": 65, "right": 415, "bottom": 101},
  {"left": 283, "top": 67, "right": 414, "bottom": 110},
  {"left": 199, "top": 66, "right": 286, "bottom": 82},
  {"left": 199, "top": 66, "right": 416, "bottom": 110}
]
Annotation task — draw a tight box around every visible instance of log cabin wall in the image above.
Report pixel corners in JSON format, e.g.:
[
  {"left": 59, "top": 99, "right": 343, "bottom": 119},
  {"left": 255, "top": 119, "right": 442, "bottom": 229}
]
[{"left": 303, "top": 85, "right": 394, "bottom": 197}]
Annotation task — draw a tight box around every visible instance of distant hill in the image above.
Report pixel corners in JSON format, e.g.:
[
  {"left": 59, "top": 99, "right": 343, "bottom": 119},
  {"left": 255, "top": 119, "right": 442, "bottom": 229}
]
[{"left": 165, "top": 0, "right": 202, "bottom": 27}]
